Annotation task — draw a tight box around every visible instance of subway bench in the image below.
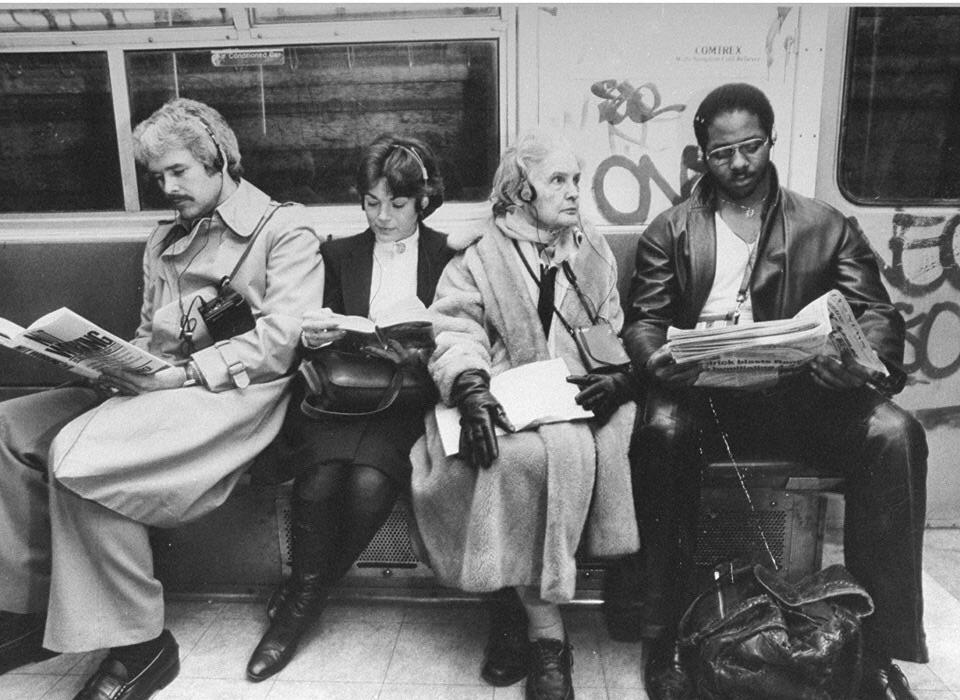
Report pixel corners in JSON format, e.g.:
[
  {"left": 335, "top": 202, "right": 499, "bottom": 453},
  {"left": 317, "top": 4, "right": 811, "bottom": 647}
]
[{"left": 0, "top": 231, "right": 844, "bottom": 602}]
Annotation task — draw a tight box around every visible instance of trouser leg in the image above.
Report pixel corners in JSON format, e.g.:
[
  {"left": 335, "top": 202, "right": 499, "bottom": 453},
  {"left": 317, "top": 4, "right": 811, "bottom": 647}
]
[
  {"left": 43, "top": 480, "right": 162, "bottom": 653},
  {"left": 0, "top": 388, "right": 101, "bottom": 614},
  {"left": 800, "top": 388, "right": 928, "bottom": 663},
  {"left": 629, "top": 388, "right": 704, "bottom": 634}
]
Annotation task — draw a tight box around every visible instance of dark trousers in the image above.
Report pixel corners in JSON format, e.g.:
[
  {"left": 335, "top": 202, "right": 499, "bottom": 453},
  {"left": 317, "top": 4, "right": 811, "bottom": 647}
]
[{"left": 630, "top": 379, "right": 929, "bottom": 663}]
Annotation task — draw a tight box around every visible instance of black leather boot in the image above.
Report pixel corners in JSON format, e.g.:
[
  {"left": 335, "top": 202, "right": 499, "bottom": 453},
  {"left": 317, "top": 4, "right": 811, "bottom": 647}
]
[
  {"left": 481, "top": 588, "right": 529, "bottom": 686},
  {"left": 247, "top": 497, "right": 327, "bottom": 682}
]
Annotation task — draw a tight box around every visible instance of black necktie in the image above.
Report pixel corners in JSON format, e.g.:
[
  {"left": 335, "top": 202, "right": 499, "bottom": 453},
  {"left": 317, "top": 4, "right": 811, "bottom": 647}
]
[{"left": 538, "top": 265, "right": 558, "bottom": 337}]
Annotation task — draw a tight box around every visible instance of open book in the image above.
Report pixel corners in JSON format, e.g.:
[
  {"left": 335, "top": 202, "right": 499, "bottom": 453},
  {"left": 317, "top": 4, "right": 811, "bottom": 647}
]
[
  {"left": 665, "top": 290, "right": 889, "bottom": 389},
  {"left": 435, "top": 357, "right": 593, "bottom": 456},
  {"left": 0, "top": 308, "right": 171, "bottom": 380}
]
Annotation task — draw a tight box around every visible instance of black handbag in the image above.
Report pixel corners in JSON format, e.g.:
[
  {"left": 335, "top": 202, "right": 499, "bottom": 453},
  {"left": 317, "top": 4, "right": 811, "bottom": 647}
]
[
  {"left": 299, "top": 320, "right": 438, "bottom": 418},
  {"left": 674, "top": 396, "right": 875, "bottom": 700},
  {"left": 678, "top": 562, "right": 874, "bottom": 700}
]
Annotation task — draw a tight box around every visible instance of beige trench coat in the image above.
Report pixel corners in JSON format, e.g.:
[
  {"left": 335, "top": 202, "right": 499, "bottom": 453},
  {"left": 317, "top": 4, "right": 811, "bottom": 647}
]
[{"left": 49, "top": 180, "right": 324, "bottom": 526}]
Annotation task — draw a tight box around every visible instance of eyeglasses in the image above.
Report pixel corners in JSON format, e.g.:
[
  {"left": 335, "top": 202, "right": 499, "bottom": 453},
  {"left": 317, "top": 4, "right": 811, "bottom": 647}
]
[{"left": 705, "top": 137, "right": 770, "bottom": 166}]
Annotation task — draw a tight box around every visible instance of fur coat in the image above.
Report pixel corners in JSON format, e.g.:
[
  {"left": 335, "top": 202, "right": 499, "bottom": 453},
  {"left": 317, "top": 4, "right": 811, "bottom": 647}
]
[{"left": 410, "top": 217, "right": 640, "bottom": 603}]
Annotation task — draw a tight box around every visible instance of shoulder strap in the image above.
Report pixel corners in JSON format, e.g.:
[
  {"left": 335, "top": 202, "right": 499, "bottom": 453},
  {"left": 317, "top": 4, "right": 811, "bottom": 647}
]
[{"left": 223, "top": 201, "right": 293, "bottom": 285}]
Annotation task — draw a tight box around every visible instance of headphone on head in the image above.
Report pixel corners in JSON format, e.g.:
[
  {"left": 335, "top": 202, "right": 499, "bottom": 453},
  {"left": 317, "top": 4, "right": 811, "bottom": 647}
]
[
  {"left": 516, "top": 153, "right": 536, "bottom": 204},
  {"left": 196, "top": 116, "right": 226, "bottom": 173},
  {"left": 390, "top": 144, "right": 430, "bottom": 211}
]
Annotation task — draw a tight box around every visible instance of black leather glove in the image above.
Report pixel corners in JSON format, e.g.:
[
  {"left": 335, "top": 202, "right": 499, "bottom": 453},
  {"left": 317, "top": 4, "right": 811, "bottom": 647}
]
[
  {"left": 451, "top": 369, "right": 515, "bottom": 469},
  {"left": 567, "top": 370, "right": 637, "bottom": 424},
  {"left": 363, "top": 338, "right": 430, "bottom": 369}
]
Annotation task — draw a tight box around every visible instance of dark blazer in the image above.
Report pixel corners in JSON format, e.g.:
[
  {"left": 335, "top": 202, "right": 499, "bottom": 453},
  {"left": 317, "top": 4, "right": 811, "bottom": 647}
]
[
  {"left": 251, "top": 223, "right": 454, "bottom": 486},
  {"left": 622, "top": 166, "right": 907, "bottom": 392},
  {"left": 320, "top": 225, "right": 454, "bottom": 315}
]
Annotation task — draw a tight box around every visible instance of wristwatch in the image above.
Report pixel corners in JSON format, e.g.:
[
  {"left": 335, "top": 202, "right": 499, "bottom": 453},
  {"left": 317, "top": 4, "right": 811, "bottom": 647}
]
[{"left": 182, "top": 361, "right": 203, "bottom": 387}]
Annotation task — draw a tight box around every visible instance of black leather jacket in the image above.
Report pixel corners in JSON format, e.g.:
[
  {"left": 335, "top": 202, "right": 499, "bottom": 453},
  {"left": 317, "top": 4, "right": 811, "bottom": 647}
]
[{"left": 622, "top": 167, "right": 907, "bottom": 393}]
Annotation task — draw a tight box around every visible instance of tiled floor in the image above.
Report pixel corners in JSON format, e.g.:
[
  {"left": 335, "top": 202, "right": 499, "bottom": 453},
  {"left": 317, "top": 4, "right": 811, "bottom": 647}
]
[{"left": 4, "top": 529, "right": 959, "bottom": 699}]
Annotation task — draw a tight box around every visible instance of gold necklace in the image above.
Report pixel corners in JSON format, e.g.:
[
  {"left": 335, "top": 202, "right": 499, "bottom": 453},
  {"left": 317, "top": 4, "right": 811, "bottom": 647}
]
[{"left": 719, "top": 195, "right": 766, "bottom": 219}]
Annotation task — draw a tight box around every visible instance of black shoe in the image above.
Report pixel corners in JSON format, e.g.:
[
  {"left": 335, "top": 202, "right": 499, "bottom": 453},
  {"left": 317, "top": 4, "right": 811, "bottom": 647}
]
[
  {"left": 73, "top": 630, "right": 179, "bottom": 700},
  {"left": 525, "top": 638, "right": 573, "bottom": 700},
  {"left": 0, "top": 612, "right": 59, "bottom": 675},
  {"left": 644, "top": 637, "right": 693, "bottom": 700},
  {"left": 859, "top": 659, "right": 918, "bottom": 700},
  {"left": 481, "top": 593, "right": 529, "bottom": 686},
  {"left": 246, "top": 574, "right": 326, "bottom": 682}
]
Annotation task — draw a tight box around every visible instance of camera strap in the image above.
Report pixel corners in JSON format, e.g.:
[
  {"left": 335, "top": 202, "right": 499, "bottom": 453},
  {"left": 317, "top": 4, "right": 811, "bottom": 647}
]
[{"left": 219, "top": 200, "right": 292, "bottom": 289}]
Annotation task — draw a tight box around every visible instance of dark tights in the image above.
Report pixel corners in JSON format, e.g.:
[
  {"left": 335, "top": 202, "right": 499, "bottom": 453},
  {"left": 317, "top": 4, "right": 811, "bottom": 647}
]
[{"left": 292, "top": 461, "right": 399, "bottom": 584}]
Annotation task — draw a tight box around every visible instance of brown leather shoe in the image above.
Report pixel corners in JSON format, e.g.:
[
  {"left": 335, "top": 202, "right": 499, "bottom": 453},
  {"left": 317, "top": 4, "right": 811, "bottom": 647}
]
[
  {"left": 859, "top": 660, "right": 918, "bottom": 700},
  {"left": 73, "top": 630, "right": 179, "bottom": 700},
  {"left": 0, "top": 612, "right": 58, "bottom": 675},
  {"left": 525, "top": 638, "right": 573, "bottom": 700}
]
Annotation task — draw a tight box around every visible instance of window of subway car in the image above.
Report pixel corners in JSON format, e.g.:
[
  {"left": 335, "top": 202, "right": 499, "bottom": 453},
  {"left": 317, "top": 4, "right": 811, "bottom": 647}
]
[
  {"left": 840, "top": 6, "right": 960, "bottom": 204},
  {"left": 127, "top": 40, "right": 500, "bottom": 209}
]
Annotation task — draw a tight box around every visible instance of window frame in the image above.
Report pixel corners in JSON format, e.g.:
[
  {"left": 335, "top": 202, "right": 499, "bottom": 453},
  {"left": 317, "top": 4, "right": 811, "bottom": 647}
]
[
  {"left": 0, "top": 6, "right": 514, "bottom": 240},
  {"left": 836, "top": 5, "right": 960, "bottom": 208}
]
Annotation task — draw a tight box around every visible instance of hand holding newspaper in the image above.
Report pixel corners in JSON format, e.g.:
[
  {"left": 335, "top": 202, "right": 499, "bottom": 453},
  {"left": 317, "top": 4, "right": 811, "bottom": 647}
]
[
  {"left": 0, "top": 308, "right": 170, "bottom": 380},
  {"left": 435, "top": 358, "right": 592, "bottom": 456},
  {"left": 664, "top": 290, "right": 889, "bottom": 389}
]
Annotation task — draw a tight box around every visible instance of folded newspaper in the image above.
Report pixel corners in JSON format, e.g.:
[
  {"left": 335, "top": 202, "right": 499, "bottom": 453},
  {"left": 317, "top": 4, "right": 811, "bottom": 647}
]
[
  {"left": 435, "top": 357, "right": 592, "bottom": 456},
  {"left": 665, "top": 290, "right": 889, "bottom": 389},
  {"left": 0, "top": 308, "right": 171, "bottom": 380}
]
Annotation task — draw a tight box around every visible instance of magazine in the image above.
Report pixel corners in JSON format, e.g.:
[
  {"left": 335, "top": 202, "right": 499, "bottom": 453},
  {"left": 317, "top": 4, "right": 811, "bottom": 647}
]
[
  {"left": 435, "top": 357, "right": 593, "bottom": 456},
  {"left": 0, "top": 307, "right": 171, "bottom": 380},
  {"left": 664, "top": 290, "right": 889, "bottom": 389}
]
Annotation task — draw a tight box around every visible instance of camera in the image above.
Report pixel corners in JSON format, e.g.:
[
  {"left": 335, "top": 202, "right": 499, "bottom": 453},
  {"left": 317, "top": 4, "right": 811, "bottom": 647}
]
[{"left": 199, "top": 277, "right": 256, "bottom": 342}]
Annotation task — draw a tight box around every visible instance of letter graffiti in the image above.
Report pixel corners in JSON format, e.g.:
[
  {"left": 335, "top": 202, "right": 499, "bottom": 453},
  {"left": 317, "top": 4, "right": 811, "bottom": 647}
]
[
  {"left": 878, "top": 212, "right": 960, "bottom": 296},
  {"left": 589, "top": 79, "right": 700, "bottom": 225},
  {"left": 590, "top": 80, "right": 685, "bottom": 126},
  {"left": 898, "top": 301, "right": 960, "bottom": 380}
]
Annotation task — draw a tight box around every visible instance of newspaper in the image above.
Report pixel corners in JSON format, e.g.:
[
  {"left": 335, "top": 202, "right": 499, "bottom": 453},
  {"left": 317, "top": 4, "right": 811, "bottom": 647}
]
[
  {"left": 435, "top": 357, "right": 593, "bottom": 456},
  {"left": 665, "top": 290, "right": 889, "bottom": 389},
  {"left": 0, "top": 307, "right": 171, "bottom": 380}
]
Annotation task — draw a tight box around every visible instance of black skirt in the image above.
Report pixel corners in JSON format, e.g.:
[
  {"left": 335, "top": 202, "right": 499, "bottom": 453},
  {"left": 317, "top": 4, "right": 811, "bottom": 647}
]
[{"left": 249, "top": 375, "right": 429, "bottom": 488}]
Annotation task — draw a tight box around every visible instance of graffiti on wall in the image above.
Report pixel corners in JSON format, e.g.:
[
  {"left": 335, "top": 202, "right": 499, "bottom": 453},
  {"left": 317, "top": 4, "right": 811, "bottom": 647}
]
[
  {"left": 588, "top": 79, "right": 702, "bottom": 225},
  {"left": 864, "top": 211, "right": 960, "bottom": 387}
]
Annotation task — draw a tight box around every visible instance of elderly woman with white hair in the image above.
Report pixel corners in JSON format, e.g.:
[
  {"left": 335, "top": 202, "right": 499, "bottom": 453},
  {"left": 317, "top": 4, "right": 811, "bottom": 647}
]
[{"left": 411, "top": 132, "right": 640, "bottom": 700}]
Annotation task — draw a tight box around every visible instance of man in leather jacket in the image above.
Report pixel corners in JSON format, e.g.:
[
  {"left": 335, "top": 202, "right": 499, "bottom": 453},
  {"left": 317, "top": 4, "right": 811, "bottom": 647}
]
[{"left": 622, "top": 83, "right": 927, "bottom": 700}]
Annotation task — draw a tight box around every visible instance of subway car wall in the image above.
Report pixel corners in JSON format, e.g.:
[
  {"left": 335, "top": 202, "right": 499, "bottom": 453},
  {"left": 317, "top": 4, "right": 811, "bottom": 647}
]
[{"left": 1, "top": 4, "right": 958, "bottom": 526}]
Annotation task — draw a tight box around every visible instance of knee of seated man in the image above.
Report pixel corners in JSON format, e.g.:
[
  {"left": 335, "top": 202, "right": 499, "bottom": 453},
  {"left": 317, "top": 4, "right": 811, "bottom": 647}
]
[{"left": 864, "top": 400, "right": 928, "bottom": 466}]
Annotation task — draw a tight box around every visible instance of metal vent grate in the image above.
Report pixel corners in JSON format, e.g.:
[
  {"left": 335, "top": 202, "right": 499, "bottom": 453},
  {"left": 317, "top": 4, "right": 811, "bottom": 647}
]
[
  {"left": 355, "top": 504, "right": 421, "bottom": 567},
  {"left": 275, "top": 491, "right": 420, "bottom": 571},
  {"left": 694, "top": 510, "right": 787, "bottom": 568}
]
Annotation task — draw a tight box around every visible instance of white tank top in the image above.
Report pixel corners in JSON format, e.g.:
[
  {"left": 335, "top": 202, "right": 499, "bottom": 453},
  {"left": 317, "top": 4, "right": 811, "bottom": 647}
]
[{"left": 696, "top": 213, "right": 756, "bottom": 329}]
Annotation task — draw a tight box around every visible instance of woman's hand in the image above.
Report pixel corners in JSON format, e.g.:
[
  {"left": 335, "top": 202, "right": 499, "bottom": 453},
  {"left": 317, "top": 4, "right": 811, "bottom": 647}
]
[
  {"left": 451, "top": 369, "right": 515, "bottom": 470},
  {"left": 301, "top": 308, "right": 348, "bottom": 349},
  {"left": 363, "top": 338, "right": 430, "bottom": 368},
  {"left": 98, "top": 366, "right": 186, "bottom": 396},
  {"left": 567, "top": 371, "right": 636, "bottom": 423}
]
